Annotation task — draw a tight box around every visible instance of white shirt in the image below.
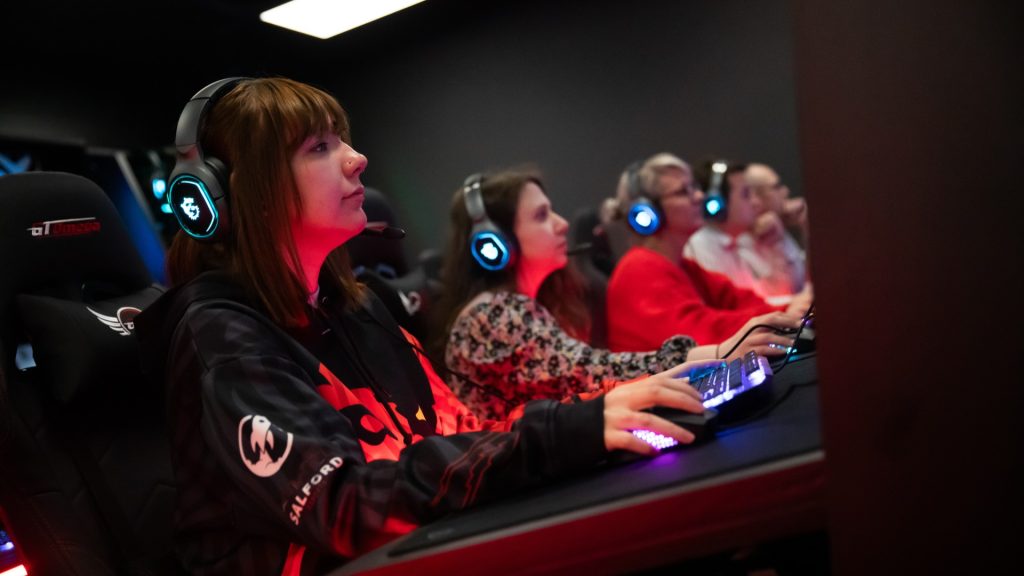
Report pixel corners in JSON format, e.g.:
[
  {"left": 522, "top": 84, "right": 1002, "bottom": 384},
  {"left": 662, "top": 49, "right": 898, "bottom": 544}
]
[
  {"left": 684, "top": 225, "right": 766, "bottom": 294},
  {"left": 683, "top": 224, "right": 806, "bottom": 305}
]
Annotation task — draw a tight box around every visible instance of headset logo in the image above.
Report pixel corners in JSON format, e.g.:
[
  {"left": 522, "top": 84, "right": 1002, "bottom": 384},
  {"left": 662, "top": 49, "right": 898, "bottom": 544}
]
[
  {"left": 480, "top": 241, "right": 500, "bottom": 261},
  {"left": 238, "top": 415, "right": 294, "bottom": 478},
  {"left": 27, "top": 217, "right": 101, "bottom": 238},
  {"left": 86, "top": 306, "right": 142, "bottom": 336},
  {"left": 179, "top": 197, "right": 202, "bottom": 220}
]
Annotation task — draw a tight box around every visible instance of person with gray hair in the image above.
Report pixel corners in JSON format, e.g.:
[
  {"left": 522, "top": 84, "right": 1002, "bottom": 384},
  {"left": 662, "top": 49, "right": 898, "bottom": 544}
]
[{"left": 603, "top": 152, "right": 809, "bottom": 354}]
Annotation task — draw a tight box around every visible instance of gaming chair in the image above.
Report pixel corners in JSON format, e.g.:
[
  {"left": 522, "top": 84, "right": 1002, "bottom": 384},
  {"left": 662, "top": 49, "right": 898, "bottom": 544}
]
[
  {"left": 0, "top": 172, "right": 183, "bottom": 575},
  {"left": 568, "top": 206, "right": 612, "bottom": 349}
]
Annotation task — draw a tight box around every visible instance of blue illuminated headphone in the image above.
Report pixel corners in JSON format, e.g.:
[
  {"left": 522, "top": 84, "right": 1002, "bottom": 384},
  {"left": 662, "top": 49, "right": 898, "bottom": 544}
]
[
  {"left": 463, "top": 173, "right": 516, "bottom": 271},
  {"left": 166, "top": 77, "right": 250, "bottom": 242},
  {"left": 702, "top": 160, "right": 729, "bottom": 220},
  {"left": 625, "top": 161, "right": 663, "bottom": 236}
]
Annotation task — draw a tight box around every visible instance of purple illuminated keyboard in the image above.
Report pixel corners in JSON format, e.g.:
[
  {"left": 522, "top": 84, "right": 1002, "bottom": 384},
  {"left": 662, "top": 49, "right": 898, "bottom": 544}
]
[
  {"left": 630, "top": 352, "right": 774, "bottom": 450},
  {"left": 694, "top": 351, "right": 773, "bottom": 409}
]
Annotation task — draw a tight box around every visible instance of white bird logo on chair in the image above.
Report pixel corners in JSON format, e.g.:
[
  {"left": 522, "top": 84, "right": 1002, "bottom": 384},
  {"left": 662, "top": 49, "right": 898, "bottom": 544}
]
[{"left": 86, "top": 306, "right": 142, "bottom": 336}]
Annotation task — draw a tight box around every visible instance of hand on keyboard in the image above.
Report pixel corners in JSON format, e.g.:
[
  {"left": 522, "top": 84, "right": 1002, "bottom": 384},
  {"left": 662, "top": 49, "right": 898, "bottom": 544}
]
[
  {"left": 603, "top": 363, "right": 706, "bottom": 455},
  {"left": 627, "top": 353, "right": 776, "bottom": 451},
  {"left": 719, "top": 311, "right": 802, "bottom": 360}
]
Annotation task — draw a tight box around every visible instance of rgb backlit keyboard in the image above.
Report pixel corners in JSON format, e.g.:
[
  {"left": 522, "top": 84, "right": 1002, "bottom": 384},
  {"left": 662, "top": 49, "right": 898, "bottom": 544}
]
[{"left": 691, "top": 351, "right": 773, "bottom": 409}]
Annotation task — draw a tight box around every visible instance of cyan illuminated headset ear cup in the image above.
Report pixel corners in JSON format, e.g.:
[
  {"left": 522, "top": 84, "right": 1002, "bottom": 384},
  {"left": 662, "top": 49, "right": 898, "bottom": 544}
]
[
  {"left": 703, "top": 191, "right": 728, "bottom": 220},
  {"left": 470, "top": 224, "right": 515, "bottom": 271},
  {"left": 167, "top": 158, "right": 230, "bottom": 241},
  {"left": 703, "top": 162, "right": 729, "bottom": 220},
  {"left": 462, "top": 172, "right": 516, "bottom": 271},
  {"left": 627, "top": 196, "right": 663, "bottom": 236}
]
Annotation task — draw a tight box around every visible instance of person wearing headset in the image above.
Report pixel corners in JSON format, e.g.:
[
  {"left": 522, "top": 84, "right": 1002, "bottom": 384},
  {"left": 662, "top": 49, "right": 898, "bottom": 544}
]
[
  {"left": 434, "top": 167, "right": 735, "bottom": 421},
  {"left": 434, "top": 167, "right": 805, "bottom": 422},
  {"left": 683, "top": 158, "right": 806, "bottom": 305},
  {"left": 134, "top": 77, "right": 712, "bottom": 576},
  {"left": 603, "top": 152, "right": 811, "bottom": 354}
]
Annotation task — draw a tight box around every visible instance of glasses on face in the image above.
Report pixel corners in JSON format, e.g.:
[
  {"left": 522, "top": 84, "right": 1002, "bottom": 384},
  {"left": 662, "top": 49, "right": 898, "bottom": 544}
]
[{"left": 665, "top": 182, "right": 701, "bottom": 198}]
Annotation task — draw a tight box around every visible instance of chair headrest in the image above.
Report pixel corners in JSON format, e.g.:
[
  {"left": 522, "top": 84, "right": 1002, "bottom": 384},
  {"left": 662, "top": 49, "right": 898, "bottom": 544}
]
[
  {"left": 0, "top": 171, "right": 155, "bottom": 376},
  {"left": 0, "top": 170, "right": 152, "bottom": 303},
  {"left": 0, "top": 172, "right": 153, "bottom": 307},
  {"left": 357, "top": 266, "right": 441, "bottom": 344}
]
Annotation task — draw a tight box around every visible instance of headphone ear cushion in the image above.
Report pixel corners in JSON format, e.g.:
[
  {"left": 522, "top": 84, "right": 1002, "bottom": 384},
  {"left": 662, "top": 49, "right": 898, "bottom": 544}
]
[
  {"left": 704, "top": 192, "right": 728, "bottom": 220},
  {"left": 204, "top": 156, "right": 230, "bottom": 193},
  {"left": 202, "top": 157, "right": 231, "bottom": 237},
  {"left": 627, "top": 197, "right": 663, "bottom": 236},
  {"left": 469, "top": 224, "right": 516, "bottom": 271},
  {"left": 501, "top": 228, "right": 520, "bottom": 264}
]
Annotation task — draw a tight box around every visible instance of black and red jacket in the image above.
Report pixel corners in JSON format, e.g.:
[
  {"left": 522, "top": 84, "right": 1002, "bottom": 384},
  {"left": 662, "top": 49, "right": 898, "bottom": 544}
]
[{"left": 135, "top": 271, "right": 607, "bottom": 576}]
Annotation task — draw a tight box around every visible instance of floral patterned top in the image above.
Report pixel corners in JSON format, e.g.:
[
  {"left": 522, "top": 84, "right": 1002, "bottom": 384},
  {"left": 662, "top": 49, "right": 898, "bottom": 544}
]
[{"left": 444, "top": 291, "right": 696, "bottom": 420}]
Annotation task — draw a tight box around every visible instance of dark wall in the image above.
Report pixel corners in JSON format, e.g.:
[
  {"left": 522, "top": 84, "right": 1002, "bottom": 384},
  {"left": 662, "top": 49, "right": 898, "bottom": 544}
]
[
  {"left": 793, "top": 0, "right": 1022, "bottom": 573},
  {"left": 0, "top": 0, "right": 320, "bottom": 148},
  {"left": 1, "top": 0, "right": 802, "bottom": 262},
  {"left": 335, "top": 0, "right": 802, "bottom": 259}
]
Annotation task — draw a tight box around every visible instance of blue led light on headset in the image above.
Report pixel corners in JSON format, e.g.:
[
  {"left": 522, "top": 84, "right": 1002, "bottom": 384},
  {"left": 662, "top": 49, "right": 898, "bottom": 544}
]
[
  {"left": 471, "top": 231, "right": 510, "bottom": 271},
  {"left": 704, "top": 196, "right": 724, "bottom": 216},
  {"left": 627, "top": 201, "right": 661, "bottom": 236}
]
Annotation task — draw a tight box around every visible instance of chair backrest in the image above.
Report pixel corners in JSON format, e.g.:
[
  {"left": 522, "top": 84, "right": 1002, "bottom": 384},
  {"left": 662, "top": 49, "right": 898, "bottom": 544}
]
[
  {"left": 357, "top": 262, "right": 444, "bottom": 349},
  {"left": 568, "top": 207, "right": 613, "bottom": 349},
  {"left": 0, "top": 172, "right": 183, "bottom": 575}
]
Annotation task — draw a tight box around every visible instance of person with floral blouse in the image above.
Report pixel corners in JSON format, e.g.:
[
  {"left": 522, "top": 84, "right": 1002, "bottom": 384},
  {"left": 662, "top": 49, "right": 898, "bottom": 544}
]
[{"left": 434, "top": 168, "right": 790, "bottom": 420}]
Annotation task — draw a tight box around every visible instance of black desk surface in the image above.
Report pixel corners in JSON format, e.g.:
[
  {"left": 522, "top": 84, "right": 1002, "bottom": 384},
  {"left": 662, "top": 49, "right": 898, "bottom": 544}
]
[{"left": 333, "top": 355, "right": 824, "bottom": 576}]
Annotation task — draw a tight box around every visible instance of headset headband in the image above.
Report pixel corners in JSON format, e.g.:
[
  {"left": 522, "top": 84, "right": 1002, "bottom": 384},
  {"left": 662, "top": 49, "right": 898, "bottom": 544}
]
[
  {"left": 463, "top": 173, "right": 487, "bottom": 223},
  {"left": 174, "top": 77, "right": 248, "bottom": 159},
  {"left": 708, "top": 160, "right": 728, "bottom": 194},
  {"left": 624, "top": 160, "right": 645, "bottom": 199}
]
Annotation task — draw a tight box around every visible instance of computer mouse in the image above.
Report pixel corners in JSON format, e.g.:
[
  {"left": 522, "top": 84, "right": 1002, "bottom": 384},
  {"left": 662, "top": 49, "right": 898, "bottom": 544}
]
[
  {"left": 605, "top": 408, "right": 720, "bottom": 465},
  {"left": 645, "top": 407, "right": 720, "bottom": 445}
]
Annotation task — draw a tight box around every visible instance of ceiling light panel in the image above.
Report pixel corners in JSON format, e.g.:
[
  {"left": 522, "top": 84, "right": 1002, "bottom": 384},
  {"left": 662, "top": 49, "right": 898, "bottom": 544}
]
[{"left": 260, "top": 0, "right": 427, "bottom": 39}]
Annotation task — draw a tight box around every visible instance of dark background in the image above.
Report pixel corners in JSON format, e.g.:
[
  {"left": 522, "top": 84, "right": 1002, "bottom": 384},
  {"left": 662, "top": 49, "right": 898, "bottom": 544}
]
[
  {"left": 2, "top": 1, "right": 1021, "bottom": 574},
  {"left": 1, "top": 0, "right": 801, "bottom": 261}
]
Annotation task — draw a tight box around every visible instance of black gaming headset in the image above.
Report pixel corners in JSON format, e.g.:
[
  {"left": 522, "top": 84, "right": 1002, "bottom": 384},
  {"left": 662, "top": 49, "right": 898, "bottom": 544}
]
[
  {"left": 166, "top": 77, "right": 250, "bottom": 242},
  {"left": 624, "top": 160, "right": 664, "bottom": 236},
  {"left": 463, "top": 173, "right": 516, "bottom": 271},
  {"left": 702, "top": 160, "right": 729, "bottom": 220}
]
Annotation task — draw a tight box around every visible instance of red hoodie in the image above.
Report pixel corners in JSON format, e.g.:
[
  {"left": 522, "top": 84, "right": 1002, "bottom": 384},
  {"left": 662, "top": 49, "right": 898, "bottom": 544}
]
[{"left": 607, "top": 247, "right": 779, "bottom": 351}]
